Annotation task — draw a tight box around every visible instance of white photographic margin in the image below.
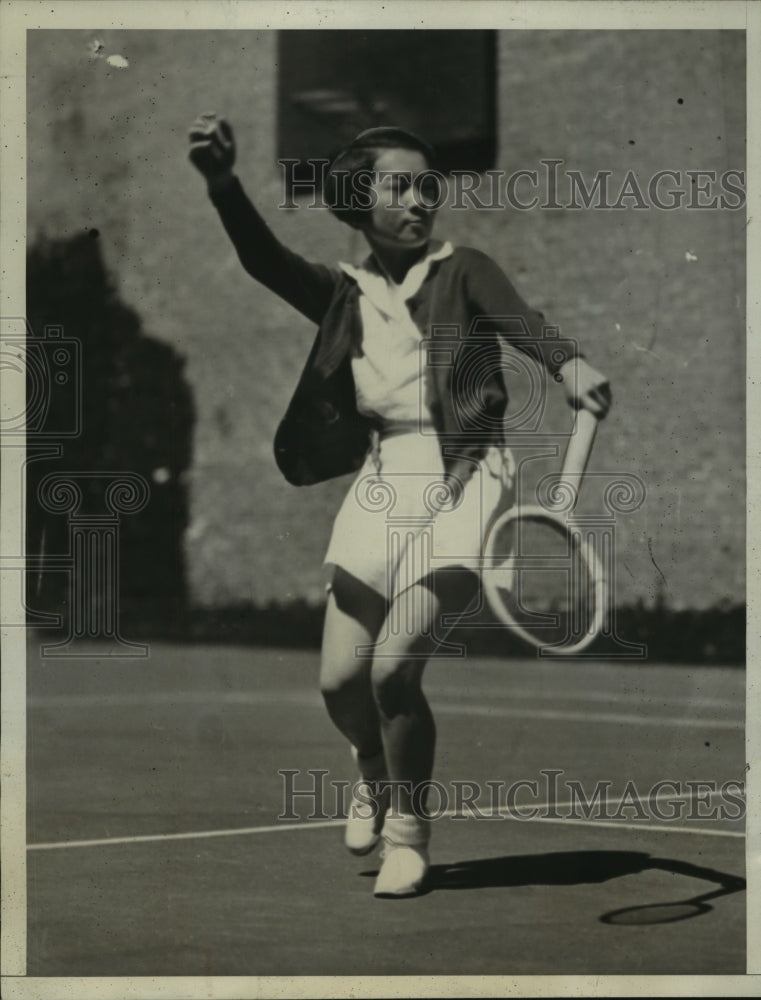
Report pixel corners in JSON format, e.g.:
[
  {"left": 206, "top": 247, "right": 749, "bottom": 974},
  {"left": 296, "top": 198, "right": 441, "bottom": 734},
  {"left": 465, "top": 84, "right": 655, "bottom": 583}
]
[{"left": 1, "top": 1, "right": 759, "bottom": 997}]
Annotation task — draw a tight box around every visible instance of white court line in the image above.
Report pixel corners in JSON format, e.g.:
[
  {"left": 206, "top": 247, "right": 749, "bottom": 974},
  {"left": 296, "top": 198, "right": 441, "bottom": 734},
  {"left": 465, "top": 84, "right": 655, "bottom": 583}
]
[
  {"left": 436, "top": 703, "right": 743, "bottom": 730},
  {"left": 27, "top": 687, "right": 745, "bottom": 712},
  {"left": 27, "top": 820, "right": 343, "bottom": 851},
  {"left": 26, "top": 691, "right": 322, "bottom": 709},
  {"left": 431, "top": 684, "right": 744, "bottom": 711},
  {"left": 28, "top": 794, "right": 745, "bottom": 851},
  {"left": 28, "top": 690, "right": 743, "bottom": 730}
]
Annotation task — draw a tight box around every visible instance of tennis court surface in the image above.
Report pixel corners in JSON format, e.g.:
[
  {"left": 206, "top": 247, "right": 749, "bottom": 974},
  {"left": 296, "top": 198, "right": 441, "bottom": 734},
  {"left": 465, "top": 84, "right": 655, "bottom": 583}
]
[{"left": 26, "top": 639, "right": 746, "bottom": 976}]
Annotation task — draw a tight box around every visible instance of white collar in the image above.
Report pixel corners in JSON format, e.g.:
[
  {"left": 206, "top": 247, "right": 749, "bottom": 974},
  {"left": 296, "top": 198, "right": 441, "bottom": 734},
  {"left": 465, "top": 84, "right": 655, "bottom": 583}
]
[{"left": 339, "top": 240, "right": 453, "bottom": 318}]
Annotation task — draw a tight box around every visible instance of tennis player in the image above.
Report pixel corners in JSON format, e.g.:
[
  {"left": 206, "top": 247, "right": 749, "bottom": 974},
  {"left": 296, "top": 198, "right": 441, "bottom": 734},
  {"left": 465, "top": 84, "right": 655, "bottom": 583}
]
[{"left": 189, "top": 115, "right": 611, "bottom": 896}]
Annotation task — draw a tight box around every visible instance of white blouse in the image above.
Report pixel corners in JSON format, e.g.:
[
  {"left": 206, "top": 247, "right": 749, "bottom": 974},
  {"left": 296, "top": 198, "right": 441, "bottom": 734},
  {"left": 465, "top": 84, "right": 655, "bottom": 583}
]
[{"left": 339, "top": 241, "right": 453, "bottom": 428}]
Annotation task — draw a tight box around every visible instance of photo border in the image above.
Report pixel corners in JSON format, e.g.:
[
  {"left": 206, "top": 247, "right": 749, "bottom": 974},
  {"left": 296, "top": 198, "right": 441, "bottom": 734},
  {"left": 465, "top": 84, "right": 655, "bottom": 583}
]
[{"left": 1, "top": 1, "right": 758, "bottom": 997}]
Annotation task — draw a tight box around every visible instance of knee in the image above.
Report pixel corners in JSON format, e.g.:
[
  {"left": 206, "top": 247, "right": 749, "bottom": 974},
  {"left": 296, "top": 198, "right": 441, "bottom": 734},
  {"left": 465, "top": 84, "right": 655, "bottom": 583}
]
[
  {"left": 319, "top": 670, "right": 351, "bottom": 703},
  {"left": 371, "top": 656, "right": 423, "bottom": 718},
  {"left": 319, "top": 659, "right": 367, "bottom": 703}
]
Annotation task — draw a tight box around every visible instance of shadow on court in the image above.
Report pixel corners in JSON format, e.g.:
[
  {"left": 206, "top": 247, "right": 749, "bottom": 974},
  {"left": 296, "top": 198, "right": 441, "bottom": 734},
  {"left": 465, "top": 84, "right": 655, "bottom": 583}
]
[
  {"left": 24, "top": 641, "right": 746, "bottom": 976},
  {"left": 359, "top": 849, "right": 746, "bottom": 923}
]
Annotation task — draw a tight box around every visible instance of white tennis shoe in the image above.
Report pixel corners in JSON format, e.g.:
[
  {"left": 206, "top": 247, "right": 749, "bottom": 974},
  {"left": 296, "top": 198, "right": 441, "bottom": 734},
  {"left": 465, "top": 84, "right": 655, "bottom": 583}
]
[{"left": 374, "top": 814, "right": 430, "bottom": 897}]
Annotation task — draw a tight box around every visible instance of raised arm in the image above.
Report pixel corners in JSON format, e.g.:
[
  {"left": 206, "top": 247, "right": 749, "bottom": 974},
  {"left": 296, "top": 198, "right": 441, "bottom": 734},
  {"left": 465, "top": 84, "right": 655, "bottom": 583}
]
[
  {"left": 463, "top": 248, "right": 611, "bottom": 417},
  {"left": 188, "top": 114, "right": 340, "bottom": 325}
]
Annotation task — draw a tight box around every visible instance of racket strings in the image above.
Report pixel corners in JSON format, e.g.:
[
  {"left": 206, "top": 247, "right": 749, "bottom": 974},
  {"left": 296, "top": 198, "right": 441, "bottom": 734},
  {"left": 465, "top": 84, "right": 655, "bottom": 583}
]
[{"left": 484, "top": 511, "right": 603, "bottom": 652}]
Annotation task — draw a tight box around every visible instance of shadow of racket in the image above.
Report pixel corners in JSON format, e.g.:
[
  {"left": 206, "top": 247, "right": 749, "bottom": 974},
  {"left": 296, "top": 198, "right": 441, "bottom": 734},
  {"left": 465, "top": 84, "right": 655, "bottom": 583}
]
[{"left": 600, "top": 857, "right": 746, "bottom": 925}]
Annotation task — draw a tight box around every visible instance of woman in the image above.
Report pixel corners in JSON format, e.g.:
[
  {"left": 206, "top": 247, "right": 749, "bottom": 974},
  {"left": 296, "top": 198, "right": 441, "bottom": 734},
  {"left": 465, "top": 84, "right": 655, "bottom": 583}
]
[{"left": 188, "top": 115, "right": 612, "bottom": 896}]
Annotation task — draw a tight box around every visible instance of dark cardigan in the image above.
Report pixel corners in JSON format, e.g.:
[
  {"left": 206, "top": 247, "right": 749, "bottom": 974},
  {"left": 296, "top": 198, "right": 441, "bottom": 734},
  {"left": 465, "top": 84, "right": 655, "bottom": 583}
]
[{"left": 209, "top": 178, "right": 580, "bottom": 496}]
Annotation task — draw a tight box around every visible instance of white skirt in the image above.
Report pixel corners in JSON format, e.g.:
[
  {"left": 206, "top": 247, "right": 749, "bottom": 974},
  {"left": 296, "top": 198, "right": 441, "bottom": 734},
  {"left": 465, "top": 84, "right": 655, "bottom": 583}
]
[{"left": 323, "top": 429, "right": 516, "bottom": 602}]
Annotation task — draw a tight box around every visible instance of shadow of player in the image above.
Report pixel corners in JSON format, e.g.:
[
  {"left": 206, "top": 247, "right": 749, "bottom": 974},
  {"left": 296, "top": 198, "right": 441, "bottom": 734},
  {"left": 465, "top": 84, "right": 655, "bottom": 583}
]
[{"left": 363, "top": 849, "right": 745, "bottom": 922}]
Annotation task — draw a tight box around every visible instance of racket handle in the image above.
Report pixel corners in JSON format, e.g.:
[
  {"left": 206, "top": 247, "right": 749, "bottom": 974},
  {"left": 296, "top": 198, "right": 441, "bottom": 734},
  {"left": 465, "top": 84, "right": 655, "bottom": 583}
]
[{"left": 558, "top": 408, "right": 598, "bottom": 508}]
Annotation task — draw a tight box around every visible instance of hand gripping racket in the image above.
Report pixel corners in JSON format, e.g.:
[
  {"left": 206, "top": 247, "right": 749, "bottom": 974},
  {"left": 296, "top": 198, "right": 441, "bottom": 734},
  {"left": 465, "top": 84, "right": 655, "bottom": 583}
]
[{"left": 482, "top": 408, "right": 606, "bottom": 654}]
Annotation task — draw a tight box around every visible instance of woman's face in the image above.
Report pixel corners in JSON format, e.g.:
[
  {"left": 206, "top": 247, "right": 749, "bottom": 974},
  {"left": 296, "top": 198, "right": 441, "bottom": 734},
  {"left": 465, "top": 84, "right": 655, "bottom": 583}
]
[{"left": 361, "top": 147, "right": 437, "bottom": 250}]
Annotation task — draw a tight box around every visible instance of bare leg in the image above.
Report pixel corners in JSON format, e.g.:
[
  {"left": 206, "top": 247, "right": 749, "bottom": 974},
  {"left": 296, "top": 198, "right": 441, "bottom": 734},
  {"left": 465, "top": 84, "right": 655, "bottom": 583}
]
[
  {"left": 319, "top": 566, "right": 387, "bottom": 758},
  {"left": 371, "top": 569, "right": 478, "bottom": 816},
  {"left": 320, "top": 567, "right": 390, "bottom": 853},
  {"left": 370, "top": 568, "right": 478, "bottom": 895}
]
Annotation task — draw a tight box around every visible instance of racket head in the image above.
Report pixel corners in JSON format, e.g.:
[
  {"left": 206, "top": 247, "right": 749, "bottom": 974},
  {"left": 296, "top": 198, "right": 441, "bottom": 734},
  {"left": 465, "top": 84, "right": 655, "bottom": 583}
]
[{"left": 482, "top": 506, "right": 606, "bottom": 655}]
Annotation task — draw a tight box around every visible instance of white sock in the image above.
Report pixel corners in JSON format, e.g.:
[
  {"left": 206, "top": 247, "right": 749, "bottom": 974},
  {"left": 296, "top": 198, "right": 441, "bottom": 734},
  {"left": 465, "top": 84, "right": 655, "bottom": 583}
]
[{"left": 381, "top": 812, "right": 430, "bottom": 848}]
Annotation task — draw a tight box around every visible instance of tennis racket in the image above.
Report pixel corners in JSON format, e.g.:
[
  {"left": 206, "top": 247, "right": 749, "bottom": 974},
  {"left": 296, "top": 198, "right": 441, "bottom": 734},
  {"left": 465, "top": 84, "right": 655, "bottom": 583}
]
[{"left": 482, "top": 408, "right": 606, "bottom": 655}]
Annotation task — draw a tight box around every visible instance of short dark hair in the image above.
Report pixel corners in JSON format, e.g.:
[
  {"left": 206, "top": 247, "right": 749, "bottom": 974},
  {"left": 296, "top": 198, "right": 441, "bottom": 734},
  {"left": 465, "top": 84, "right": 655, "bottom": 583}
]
[{"left": 325, "top": 126, "right": 436, "bottom": 228}]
